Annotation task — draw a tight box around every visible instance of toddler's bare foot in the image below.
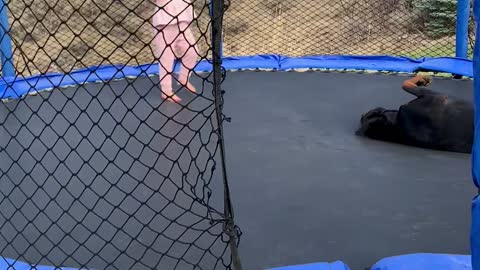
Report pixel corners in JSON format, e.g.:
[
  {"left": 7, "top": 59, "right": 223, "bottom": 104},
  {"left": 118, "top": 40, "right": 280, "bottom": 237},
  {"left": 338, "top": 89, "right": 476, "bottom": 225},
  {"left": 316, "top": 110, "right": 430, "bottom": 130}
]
[
  {"left": 185, "top": 82, "right": 196, "bottom": 93},
  {"left": 178, "top": 80, "right": 196, "bottom": 93},
  {"left": 162, "top": 93, "right": 182, "bottom": 103}
]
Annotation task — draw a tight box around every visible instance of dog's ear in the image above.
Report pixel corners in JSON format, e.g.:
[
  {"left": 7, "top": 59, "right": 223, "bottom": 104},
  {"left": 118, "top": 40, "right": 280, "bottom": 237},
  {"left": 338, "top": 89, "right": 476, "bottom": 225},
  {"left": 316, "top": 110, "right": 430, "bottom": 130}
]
[
  {"left": 357, "top": 113, "right": 386, "bottom": 136},
  {"left": 358, "top": 112, "right": 392, "bottom": 136},
  {"left": 361, "top": 107, "right": 387, "bottom": 123}
]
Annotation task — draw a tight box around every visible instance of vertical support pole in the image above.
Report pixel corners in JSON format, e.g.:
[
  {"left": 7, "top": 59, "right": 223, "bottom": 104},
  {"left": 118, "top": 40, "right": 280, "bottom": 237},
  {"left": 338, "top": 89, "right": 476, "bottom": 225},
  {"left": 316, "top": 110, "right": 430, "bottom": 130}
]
[
  {"left": 456, "top": 0, "right": 471, "bottom": 58},
  {"left": 210, "top": 0, "right": 223, "bottom": 58},
  {"left": 0, "top": 0, "right": 14, "bottom": 77},
  {"left": 211, "top": 0, "right": 241, "bottom": 269}
]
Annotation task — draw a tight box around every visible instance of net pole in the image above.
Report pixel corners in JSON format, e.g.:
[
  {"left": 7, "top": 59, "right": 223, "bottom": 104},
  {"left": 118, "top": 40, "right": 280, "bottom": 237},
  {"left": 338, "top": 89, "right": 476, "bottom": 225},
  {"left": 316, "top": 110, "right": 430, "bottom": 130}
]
[
  {"left": 456, "top": 0, "right": 471, "bottom": 58},
  {"left": 0, "top": 0, "right": 14, "bottom": 77},
  {"left": 472, "top": 2, "right": 480, "bottom": 269},
  {"left": 211, "top": 0, "right": 242, "bottom": 269},
  {"left": 210, "top": 0, "right": 223, "bottom": 58}
]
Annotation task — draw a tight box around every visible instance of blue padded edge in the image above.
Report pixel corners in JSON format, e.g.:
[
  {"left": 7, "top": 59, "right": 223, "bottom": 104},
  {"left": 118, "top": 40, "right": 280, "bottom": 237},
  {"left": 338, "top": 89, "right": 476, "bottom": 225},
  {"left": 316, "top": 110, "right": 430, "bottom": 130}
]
[
  {"left": 279, "top": 55, "right": 423, "bottom": 73},
  {"left": 472, "top": 2, "right": 480, "bottom": 270},
  {"left": 265, "top": 260, "right": 350, "bottom": 270},
  {"left": 473, "top": 0, "right": 480, "bottom": 190},
  {"left": 418, "top": 57, "right": 473, "bottom": 77},
  {"left": 0, "top": 55, "right": 472, "bottom": 100},
  {"left": 472, "top": 196, "right": 480, "bottom": 270},
  {"left": 0, "top": 60, "right": 211, "bottom": 100},
  {"left": 223, "top": 54, "right": 282, "bottom": 70},
  {"left": 370, "top": 253, "right": 471, "bottom": 270},
  {"left": 0, "top": 257, "right": 88, "bottom": 270}
]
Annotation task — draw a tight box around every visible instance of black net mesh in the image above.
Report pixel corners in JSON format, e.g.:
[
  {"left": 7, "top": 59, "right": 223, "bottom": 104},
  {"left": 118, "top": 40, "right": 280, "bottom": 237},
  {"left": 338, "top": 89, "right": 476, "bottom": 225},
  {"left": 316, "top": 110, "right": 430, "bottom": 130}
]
[
  {"left": 0, "top": 0, "right": 241, "bottom": 269},
  {"left": 7, "top": 0, "right": 214, "bottom": 76},
  {"left": 222, "top": 0, "right": 475, "bottom": 58}
]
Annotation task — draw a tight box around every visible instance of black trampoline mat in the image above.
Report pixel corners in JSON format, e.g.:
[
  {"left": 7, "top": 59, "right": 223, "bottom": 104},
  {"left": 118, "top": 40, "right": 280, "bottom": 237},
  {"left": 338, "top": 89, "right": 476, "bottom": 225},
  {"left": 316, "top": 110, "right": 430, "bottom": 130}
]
[
  {"left": 0, "top": 75, "right": 229, "bottom": 270},
  {"left": 220, "top": 71, "right": 475, "bottom": 270},
  {"left": 0, "top": 70, "right": 475, "bottom": 270}
]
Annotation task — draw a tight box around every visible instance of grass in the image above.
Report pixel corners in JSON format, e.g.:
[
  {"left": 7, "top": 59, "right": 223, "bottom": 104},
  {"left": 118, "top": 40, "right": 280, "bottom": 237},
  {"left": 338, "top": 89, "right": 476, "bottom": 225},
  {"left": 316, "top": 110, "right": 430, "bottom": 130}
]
[{"left": 402, "top": 43, "right": 456, "bottom": 58}]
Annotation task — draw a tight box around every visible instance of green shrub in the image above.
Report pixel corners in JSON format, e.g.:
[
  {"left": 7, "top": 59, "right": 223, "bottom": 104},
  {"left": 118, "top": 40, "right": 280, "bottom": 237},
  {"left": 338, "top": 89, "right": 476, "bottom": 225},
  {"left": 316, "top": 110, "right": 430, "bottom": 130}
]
[{"left": 412, "top": 0, "right": 457, "bottom": 38}]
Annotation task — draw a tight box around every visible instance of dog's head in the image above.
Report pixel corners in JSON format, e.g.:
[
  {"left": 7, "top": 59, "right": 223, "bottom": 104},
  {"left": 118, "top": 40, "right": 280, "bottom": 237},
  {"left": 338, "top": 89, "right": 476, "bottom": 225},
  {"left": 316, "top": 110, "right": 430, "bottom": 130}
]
[{"left": 356, "top": 107, "right": 399, "bottom": 138}]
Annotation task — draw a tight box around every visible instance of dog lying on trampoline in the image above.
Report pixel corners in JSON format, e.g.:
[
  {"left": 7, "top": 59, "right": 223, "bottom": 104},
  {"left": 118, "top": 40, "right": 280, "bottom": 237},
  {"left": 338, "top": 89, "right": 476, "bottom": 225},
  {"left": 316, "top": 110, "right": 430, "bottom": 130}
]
[{"left": 355, "top": 75, "right": 474, "bottom": 153}]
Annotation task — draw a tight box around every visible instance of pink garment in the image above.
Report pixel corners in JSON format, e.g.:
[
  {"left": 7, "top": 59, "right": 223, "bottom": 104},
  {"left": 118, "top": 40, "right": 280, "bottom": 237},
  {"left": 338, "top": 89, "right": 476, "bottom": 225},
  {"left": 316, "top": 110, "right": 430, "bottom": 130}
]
[
  {"left": 153, "top": 0, "right": 196, "bottom": 27},
  {"left": 152, "top": 22, "right": 198, "bottom": 95}
]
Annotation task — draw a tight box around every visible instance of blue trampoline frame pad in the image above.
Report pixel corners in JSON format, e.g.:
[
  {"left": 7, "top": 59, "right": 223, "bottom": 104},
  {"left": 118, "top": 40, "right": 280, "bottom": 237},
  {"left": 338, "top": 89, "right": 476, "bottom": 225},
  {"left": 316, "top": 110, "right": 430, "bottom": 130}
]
[
  {"left": 7, "top": 254, "right": 470, "bottom": 270},
  {"left": 371, "top": 254, "right": 471, "bottom": 270},
  {"left": 0, "top": 257, "right": 91, "bottom": 270},
  {"left": 0, "top": 55, "right": 473, "bottom": 100},
  {"left": 265, "top": 261, "right": 350, "bottom": 270},
  {"left": 265, "top": 254, "right": 472, "bottom": 270}
]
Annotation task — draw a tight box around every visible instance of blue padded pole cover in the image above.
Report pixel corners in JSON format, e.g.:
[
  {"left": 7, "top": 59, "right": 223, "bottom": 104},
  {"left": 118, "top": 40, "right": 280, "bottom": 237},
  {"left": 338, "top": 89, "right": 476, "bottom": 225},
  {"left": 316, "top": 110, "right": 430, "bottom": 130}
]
[
  {"left": 456, "top": 0, "right": 471, "bottom": 58},
  {"left": 472, "top": 0, "right": 480, "bottom": 269},
  {"left": 0, "top": 0, "right": 14, "bottom": 77}
]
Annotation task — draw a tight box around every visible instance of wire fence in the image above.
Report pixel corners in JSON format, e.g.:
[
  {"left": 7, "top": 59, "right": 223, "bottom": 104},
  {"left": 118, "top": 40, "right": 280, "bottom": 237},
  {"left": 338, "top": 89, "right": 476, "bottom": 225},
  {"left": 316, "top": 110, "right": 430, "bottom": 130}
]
[
  {"left": 221, "top": 0, "right": 474, "bottom": 58},
  {"left": 6, "top": 0, "right": 213, "bottom": 76},
  {"left": 0, "top": 0, "right": 241, "bottom": 269}
]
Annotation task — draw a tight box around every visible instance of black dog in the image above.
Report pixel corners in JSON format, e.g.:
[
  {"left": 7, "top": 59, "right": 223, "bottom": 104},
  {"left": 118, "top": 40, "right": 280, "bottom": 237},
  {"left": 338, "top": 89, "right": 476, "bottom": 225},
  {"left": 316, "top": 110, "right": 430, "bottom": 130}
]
[{"left": 356, "top": 75, "right": 474, "bottom": 153}]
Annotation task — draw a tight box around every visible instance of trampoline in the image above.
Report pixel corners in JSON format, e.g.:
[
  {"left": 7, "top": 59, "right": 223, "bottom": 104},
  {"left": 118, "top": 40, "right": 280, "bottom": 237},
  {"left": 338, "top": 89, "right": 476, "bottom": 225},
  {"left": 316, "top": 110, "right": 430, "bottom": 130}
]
[{"left": 0, "top": 0, "right": 479, "bottom": 270}]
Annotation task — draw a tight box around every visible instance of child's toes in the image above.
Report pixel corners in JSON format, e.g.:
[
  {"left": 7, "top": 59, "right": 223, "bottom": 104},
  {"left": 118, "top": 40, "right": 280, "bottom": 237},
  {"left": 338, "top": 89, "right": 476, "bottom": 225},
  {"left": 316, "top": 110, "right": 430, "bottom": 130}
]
[{"left": 162, "top": 93, "right": 182, "bottom": 103}]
